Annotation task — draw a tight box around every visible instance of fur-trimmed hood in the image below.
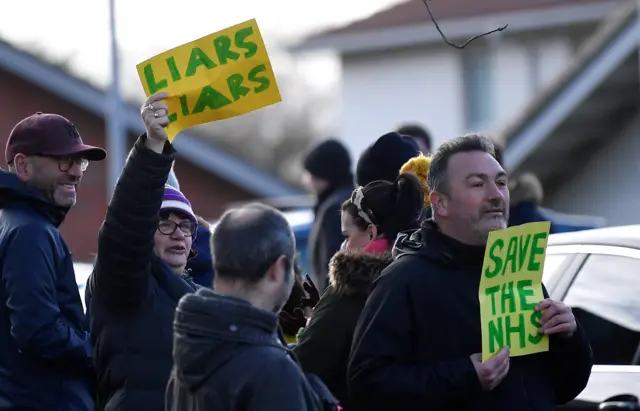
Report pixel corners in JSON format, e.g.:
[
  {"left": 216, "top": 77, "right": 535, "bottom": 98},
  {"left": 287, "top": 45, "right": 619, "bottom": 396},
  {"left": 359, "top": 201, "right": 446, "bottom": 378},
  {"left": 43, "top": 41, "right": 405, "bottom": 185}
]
[
  {"left": 328, "top": 249, "right": 393, "bottom": 295},
  {"left": 509, "top": 173, "right": 544, "bottom": 206}
]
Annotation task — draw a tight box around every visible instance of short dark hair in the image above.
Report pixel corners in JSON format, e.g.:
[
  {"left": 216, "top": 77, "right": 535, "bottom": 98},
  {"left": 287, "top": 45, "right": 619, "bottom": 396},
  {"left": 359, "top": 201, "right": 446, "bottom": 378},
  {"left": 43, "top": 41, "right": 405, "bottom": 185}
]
[
  {"left": 211, "top": 203, "right": 295, "bottom": 284},
  {"left": 343, "top": 173, "right": 424, "bottom": 241},
  {"left": 396, "top": 123, "right": 432, "bottom": 153},
  {"left": 427, "top": 133, "right": 496, "bottom": 194},
  {"left": 492, "top": 139, "right": 505, "bottom": 167}
]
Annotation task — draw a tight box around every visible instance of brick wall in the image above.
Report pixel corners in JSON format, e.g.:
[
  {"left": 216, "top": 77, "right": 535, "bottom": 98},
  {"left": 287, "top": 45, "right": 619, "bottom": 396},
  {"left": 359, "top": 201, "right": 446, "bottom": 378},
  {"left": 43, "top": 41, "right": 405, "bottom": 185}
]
[{"left": 0, "top": 69, "right": 256, "bottom": 261}]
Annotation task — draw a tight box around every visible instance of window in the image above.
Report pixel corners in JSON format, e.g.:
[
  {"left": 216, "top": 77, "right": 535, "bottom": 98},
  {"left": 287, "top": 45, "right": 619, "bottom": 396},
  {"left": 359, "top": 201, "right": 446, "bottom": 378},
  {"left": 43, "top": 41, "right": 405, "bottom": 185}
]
[
  {"left": 542, "top": 253, "right": 569, "bottom": 284},
  {"left": 564, "top": 253, "right": 640, "bottom": 365},
  {"left": 462, "top": 47, "right": 492, "bottom": 130}
]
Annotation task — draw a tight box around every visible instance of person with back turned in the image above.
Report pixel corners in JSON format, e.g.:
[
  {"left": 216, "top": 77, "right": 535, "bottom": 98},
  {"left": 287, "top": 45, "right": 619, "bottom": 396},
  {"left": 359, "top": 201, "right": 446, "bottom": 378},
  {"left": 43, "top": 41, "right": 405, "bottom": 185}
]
[{"left": 167, "top": 203, "right": 339, "bottom": 411}]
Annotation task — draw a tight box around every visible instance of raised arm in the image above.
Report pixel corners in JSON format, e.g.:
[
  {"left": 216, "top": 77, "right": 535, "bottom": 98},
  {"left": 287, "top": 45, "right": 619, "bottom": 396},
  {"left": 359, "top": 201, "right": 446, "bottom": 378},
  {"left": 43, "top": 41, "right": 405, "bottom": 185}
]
[{"left": 91, "top": 92, "right": 174, "bottom": 308}]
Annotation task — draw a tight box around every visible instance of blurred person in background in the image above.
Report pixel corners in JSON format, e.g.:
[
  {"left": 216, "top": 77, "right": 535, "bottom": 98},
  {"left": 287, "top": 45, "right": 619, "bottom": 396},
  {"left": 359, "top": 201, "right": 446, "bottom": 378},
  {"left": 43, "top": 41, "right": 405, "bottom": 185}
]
[
  {"left": 186, "top": 216, "right": 215, "bottom": 287},
  {"left": 396, "top": 123, "right": 432, "bottom": 155},
  {"left": 492, "top": 139, "right": 556, "bottom": 232},
  {"left": 0, "top": 113, "right": 105, "bottom": 411},
  {"left": 293, "top": 173, "right": 424, "bottom": 410},
  {"left": 355, "top": 132, "right": 419, "bottom": 187},
  {"left": 167, "top": 203, "right": 339, "bottom": 411},
  {"left": 348, "top": 134, "right": 592, "bottom": 411},
  {"left": 88, "top": 92, "right": 201, "bottom": 411},
  {"left": 494, "top": 139, "right": 602, "bottom": 233},
  {"left": 303, "top": 139, "right": 354, "bottom": 290}
]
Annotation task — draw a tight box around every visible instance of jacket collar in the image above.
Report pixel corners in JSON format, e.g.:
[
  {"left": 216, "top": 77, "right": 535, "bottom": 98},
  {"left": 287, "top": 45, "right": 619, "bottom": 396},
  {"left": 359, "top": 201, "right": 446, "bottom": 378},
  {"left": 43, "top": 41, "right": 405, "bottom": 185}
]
[{"left": 0, "top": 171, "right": 69, "bottom": 227}]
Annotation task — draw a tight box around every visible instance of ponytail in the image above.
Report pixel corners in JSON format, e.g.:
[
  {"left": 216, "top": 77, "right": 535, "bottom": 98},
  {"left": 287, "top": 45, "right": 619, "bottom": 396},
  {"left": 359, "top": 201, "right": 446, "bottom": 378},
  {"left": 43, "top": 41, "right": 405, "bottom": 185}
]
[
  {"left": 393, "top": 173, "right": 425, "bottom": 226},
  {"left": 351, "top": 173, "right": 424, "bottom": 242}
]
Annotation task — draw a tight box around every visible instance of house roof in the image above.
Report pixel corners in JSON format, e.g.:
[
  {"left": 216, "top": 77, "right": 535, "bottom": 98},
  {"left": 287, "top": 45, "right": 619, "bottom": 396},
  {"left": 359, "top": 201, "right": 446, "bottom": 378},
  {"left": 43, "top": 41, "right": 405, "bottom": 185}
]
[
  {"left": 501, "top": 0, "right": 639, "bottom": 196},
  {"left": 0, "top": 38, "right": 301, "bottom": 198},
  {"left": 291, "top": 0, "right": 617, "bottom": 54},
  {"left": 326, "top": 0, "right": 610, "bottom": 36}
]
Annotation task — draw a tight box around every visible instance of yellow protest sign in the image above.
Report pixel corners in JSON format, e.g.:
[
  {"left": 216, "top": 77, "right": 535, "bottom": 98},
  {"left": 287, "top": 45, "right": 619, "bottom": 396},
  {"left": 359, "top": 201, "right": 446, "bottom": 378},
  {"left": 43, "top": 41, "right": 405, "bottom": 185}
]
[
  {"left": 136, "top": 19, "right": 282, "bottom": 141},
  {"left": 479, "top": 221, "right": 551, "bottom": 362}
]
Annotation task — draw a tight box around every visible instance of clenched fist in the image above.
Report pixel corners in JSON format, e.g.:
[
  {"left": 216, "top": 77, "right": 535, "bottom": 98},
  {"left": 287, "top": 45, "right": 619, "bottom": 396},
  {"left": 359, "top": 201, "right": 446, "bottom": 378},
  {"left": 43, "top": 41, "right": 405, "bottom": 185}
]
[{"left": 140, "top": 92, "right": 170, "bottom": 152}]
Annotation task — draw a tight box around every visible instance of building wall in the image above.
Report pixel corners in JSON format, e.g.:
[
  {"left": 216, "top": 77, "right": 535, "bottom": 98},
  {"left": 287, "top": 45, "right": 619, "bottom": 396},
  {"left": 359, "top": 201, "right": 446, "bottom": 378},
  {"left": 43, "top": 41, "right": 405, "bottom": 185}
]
[
  {"left": 494, "top": 36, "right": 574, "bottom": 129},
  {"left": 548, "top": 113, "right": 640, "bottom": 226},
  {"left": 0, "top": 69, "right": 255, "bottom": 261},
  {"left": 337, "top": 31, "right": 578, "bottom": 160},
  {"left": 340, "top": 45, "right": 461, "bottom": 158}
]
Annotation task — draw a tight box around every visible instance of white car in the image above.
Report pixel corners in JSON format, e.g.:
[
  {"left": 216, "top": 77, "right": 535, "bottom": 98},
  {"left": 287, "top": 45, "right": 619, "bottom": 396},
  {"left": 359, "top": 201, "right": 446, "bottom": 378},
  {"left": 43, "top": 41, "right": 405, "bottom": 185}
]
[
  {"left": 541, "top": 225, "right": 640, "bottom": 409},
  {"left": 74, "top": 262, "right": 93, "bottom": 311}
]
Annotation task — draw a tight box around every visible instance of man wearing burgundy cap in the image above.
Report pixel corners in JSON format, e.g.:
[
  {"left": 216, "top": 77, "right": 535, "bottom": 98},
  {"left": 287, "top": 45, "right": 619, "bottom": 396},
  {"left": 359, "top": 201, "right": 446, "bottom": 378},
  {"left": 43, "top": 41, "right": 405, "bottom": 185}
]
[{"left": 0, "top": 112, "right": 106, "bottom": 411}]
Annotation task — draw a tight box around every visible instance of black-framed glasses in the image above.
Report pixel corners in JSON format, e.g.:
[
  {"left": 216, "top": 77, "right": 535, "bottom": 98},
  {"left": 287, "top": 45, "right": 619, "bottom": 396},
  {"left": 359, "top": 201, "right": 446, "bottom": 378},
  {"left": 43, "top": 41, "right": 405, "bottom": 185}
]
[
  {"left": 158, "top": 219, "right": 196, "bottom": 237},
  {"left": 50, "top": 156, "right": 89, "bottom": 172}
]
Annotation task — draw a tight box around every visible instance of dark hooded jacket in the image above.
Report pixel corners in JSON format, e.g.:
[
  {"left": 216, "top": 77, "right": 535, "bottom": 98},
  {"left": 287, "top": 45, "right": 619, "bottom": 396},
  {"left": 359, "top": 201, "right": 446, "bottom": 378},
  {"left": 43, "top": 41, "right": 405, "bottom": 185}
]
[
  {"left": 294, "top": 249, "right": 392, "bottom": 409},
  {"left": 0, "top": 171, "right": 94, "bottom": 411},
  {"left": 308, "top": 185, "right": 353, "bottom": 290},
  {"left": 348, "top": 221, "right": 593, "bottom": 411},
  {"left": 166, "top": 289, "right": 338, "bottom": 411},
  {"left": 88, "top": 135, "right": 198, "bottom": 411},
  {"left": 304, "top": 139, "right": 354, "bottom": 290}
]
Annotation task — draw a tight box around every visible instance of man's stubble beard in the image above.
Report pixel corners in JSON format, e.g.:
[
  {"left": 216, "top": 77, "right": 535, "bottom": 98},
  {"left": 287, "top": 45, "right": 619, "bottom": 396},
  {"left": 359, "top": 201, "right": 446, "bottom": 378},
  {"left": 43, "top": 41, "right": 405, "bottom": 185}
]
[
  {"left": 28, "top": 178, "right": 76, "bottom": 208},
  {"left": 470, "top": 212, "right": 509, "bottom": 246},
  {"left": 26, "top": 177, "right": 56, "bottom": 203}
]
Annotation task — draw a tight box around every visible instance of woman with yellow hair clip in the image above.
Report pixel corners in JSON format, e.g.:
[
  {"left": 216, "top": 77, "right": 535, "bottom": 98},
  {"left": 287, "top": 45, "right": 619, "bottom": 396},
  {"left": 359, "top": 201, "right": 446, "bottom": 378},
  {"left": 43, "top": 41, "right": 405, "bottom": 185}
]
[{"left": 400, "top": 152, "right": 433, "bottom": 221}]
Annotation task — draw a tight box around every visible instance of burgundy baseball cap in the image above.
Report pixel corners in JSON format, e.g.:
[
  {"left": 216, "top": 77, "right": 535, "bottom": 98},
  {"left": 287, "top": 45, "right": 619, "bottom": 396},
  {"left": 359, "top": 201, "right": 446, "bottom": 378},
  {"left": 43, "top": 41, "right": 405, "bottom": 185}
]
[{"left": 5, "top": 112, "right": 107, "bottom": 165}]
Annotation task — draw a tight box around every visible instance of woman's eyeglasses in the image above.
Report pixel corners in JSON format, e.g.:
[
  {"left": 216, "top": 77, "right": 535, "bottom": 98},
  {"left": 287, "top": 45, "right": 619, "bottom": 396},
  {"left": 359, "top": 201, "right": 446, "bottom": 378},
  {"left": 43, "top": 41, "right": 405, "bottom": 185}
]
[{"left": 157, "top": 220, "right": 196, "bottom": 237}]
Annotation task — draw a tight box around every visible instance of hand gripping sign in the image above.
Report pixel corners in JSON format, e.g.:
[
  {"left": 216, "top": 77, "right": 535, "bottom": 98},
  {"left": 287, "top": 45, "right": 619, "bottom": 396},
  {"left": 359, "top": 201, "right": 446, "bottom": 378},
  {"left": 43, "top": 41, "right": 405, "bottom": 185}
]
[
  {"left": 479, "top": 222, "right": 551, "bottom": 362},
  {"left": 136, "top": 19, "right": 282, "bottom": 141}
]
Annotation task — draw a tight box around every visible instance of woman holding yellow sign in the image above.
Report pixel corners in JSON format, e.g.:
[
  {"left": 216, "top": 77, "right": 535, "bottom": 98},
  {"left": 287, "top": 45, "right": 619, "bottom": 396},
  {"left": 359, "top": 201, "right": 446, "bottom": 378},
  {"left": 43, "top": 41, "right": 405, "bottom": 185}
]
[{"left": 88, "top": 92, "right": 201, "bottom": 411}]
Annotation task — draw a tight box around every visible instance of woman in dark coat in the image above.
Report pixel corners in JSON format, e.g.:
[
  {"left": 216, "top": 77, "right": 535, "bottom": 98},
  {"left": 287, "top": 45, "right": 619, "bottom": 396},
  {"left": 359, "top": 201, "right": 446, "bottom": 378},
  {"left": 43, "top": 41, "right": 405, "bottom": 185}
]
[
  {"left": 87, "top": 92, "right": 200, "bottom": 411},
  {"left": 293, "top": 173, "right": 425, "bottom": 409}
]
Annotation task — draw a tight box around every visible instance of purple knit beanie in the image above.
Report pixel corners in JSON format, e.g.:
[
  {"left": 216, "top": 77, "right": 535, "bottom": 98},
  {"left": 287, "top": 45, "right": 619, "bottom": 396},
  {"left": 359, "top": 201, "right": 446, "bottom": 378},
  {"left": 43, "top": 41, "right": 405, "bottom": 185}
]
[{"left": 161, "top": 184, "right": 198, "bottom": 237}]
